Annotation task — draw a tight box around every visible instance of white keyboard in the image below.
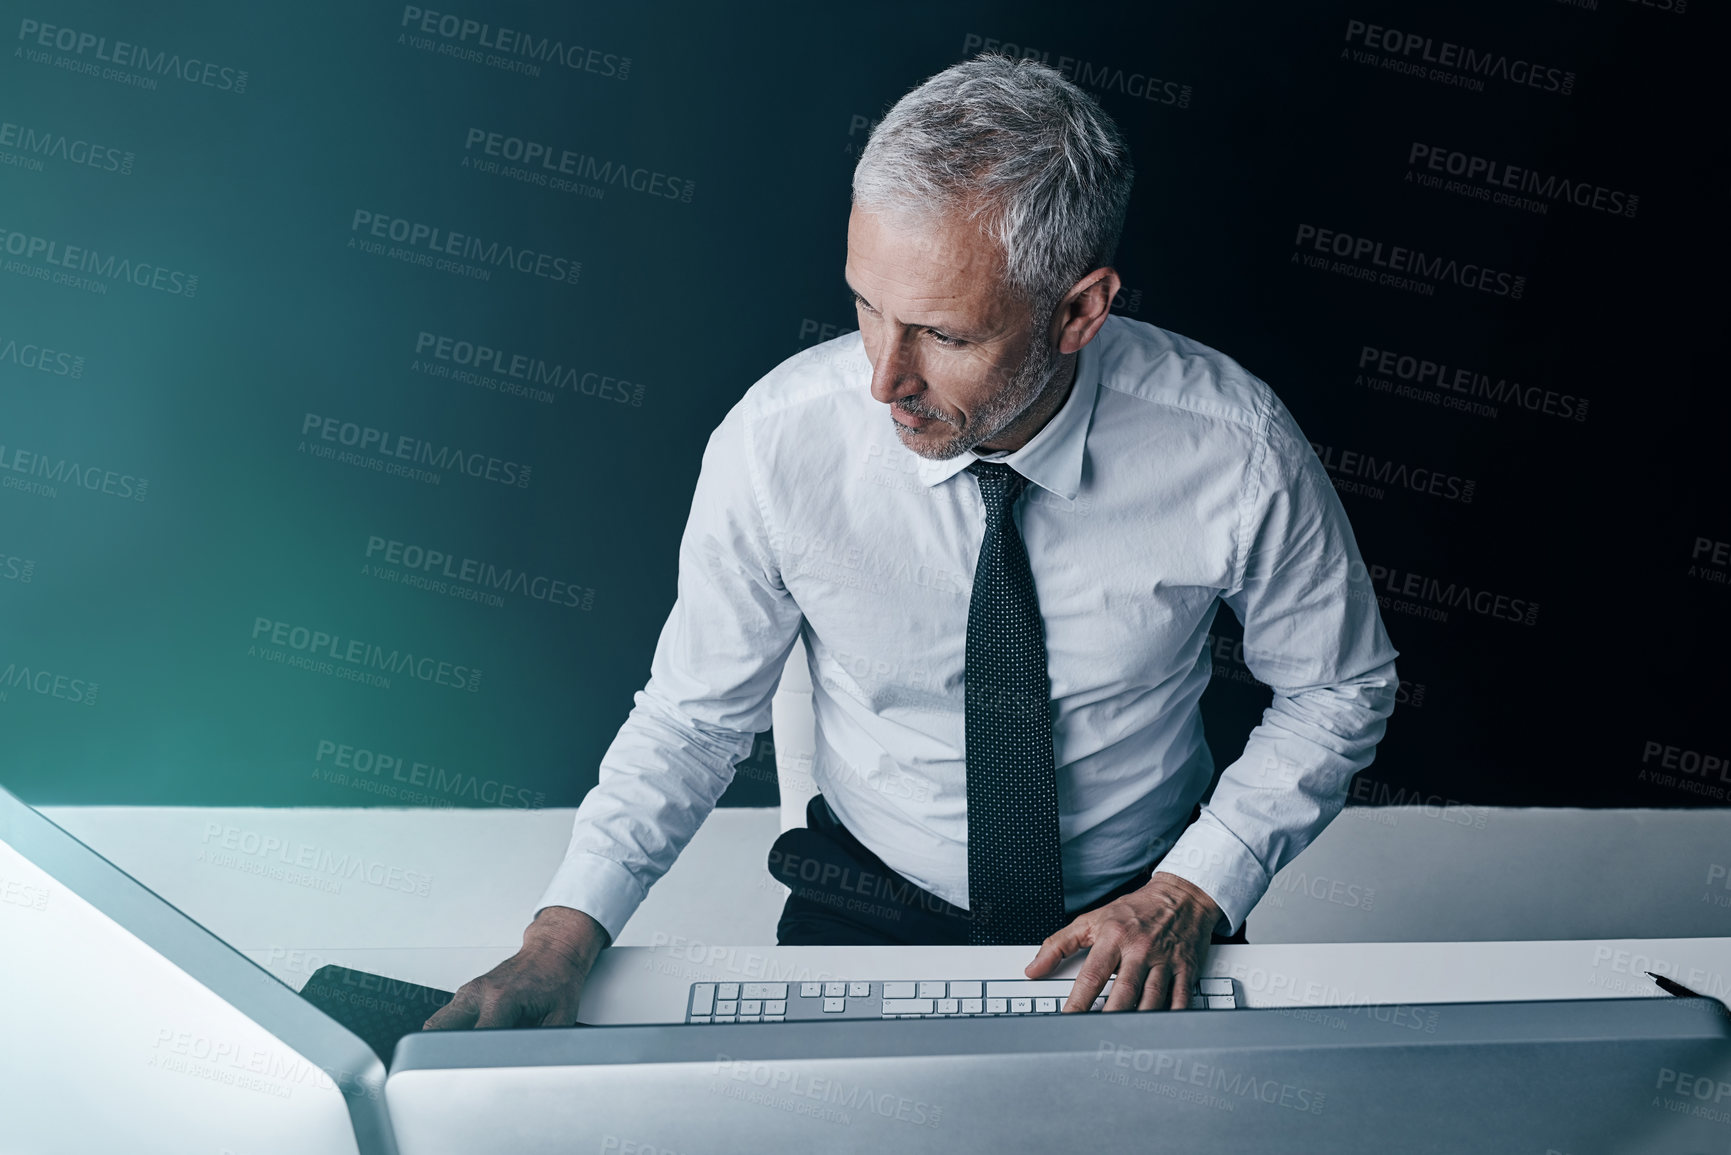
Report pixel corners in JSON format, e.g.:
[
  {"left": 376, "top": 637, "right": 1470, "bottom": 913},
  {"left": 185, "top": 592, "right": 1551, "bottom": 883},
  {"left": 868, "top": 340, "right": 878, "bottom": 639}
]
[{"left": 684, "top": 977, "right": 1239, "bottom": 1023}]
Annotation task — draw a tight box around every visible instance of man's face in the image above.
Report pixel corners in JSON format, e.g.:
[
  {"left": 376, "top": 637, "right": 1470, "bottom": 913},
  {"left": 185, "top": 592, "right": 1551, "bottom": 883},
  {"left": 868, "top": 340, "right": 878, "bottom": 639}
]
[{"left": 844, "top": 204, "right": 1063, "bottom": 460}]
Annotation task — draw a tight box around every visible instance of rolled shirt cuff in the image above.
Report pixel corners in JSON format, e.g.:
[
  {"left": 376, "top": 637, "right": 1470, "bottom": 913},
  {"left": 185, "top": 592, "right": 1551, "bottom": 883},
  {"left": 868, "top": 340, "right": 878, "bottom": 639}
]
[
  {"left": 533, "top": 851, "right": 648, "bottom": 945},
  {"left": 1152, "top": 814, "right": 1269, "bottom": 938}
]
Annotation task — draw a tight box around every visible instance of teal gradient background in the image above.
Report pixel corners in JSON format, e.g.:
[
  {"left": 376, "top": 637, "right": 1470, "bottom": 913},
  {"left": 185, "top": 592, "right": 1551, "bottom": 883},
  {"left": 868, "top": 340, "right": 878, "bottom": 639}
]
[{"left": 2, "top": 0, "right": 1724, "bottom": 809}]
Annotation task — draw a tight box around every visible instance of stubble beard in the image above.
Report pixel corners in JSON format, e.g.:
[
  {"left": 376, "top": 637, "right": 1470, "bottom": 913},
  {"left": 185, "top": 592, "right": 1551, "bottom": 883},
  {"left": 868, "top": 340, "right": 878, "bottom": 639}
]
[{"left": 893, "top": 323, "right": 1062, "bottom": 461}]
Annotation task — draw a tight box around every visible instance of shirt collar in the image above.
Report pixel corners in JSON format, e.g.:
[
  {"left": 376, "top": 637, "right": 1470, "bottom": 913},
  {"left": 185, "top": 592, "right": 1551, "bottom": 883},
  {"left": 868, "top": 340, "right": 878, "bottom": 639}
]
[{"left": 911, "top": 326, "right": 1102, "bottom": 501}]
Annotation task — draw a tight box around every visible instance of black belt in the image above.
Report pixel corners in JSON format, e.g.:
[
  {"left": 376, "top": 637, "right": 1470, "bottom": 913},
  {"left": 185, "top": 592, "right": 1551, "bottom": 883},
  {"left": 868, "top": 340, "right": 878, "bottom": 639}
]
[{"left": 767, "top": 794, "right": 1247, "bottom": 947}]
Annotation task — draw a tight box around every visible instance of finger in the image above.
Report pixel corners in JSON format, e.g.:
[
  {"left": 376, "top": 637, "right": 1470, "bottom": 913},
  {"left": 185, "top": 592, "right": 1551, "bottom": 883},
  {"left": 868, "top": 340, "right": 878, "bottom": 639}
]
[
  {"left": 422, "top": 986, "right": 481, "bottom": 1031},
  {"left": 1138, "top": 961, "right": 1174, "bottom": 1012},
  {"left": 472, "top": 985, "right": 524, "bottom": 1030},
  {"left": 1105, "top": 952, "right": 1150, "bottom": 1012},
  {"left": 1064, "top": 945, "right": 1121, "bottom": 1013},
  {"left": 1026, "top": 917, "right": 1091, "bottom": 978},
  {"left": 1167, "top": 960, "right": 1195, "bottom": 1011},
  {"left": 536, "top": 994, "right": 581, "bottom": 1028}
]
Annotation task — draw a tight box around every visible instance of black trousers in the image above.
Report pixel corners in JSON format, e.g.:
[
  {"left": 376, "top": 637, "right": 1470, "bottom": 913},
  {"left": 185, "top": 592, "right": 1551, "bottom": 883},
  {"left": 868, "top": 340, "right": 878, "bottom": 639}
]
[{"left": 768, "top": 794, "right": 1249, "bottom": 947}]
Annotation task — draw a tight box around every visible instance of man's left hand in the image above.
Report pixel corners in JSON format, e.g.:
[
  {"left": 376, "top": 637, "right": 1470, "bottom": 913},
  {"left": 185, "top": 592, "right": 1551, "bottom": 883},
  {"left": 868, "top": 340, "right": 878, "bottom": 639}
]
[{"left": 1023, "top": 871, "right": 1224, "bottom": 1012}]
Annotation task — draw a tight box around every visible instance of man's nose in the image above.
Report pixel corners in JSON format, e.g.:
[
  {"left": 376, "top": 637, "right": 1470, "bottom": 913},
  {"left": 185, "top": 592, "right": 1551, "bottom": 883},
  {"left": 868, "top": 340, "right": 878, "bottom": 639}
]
[{"left": 868, "top": 332, "right": 921, "bottom": 405}]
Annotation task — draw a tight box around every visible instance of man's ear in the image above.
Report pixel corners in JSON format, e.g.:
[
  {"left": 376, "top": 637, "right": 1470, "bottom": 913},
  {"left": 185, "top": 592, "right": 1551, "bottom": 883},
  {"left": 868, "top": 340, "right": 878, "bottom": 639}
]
[{"left": 1054, "top": 267, "right": 1122, "bottom": 354}]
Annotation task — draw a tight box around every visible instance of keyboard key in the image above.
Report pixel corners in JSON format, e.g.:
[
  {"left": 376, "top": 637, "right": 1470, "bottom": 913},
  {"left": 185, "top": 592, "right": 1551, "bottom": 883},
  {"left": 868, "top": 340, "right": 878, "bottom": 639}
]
[
  {"left": 1207, "top": 996, "right": 1236, "bottom": 1009},
  {"left": 718, "top": 984, "right": 740, "bottom": 1000},
  {"left": 764, "top": 1000, "right": 786, "bottom": 1015},
  {"left": 949, "top": 981, "right": 982, "bottom": 999},
  {"left": 883, "top": 982, "right": 917, "bottom": 999},
  {"left": 739, "top": 1014, "right": 761, "bottom": 1023},
  {"left": 800, "top": 982, "right": 822, "bottom": 998},
  {"left": 962, "top": 998, "right": 983, "bottom": 1014},
  {"left": 986, "top": 998, "right": 1008, "bottom": 1014},
  {"left": 715, "top": 1001, "right": 737, "bottom": 1016},
  {"left": 743, "top": 983, "right": 787, "bottom": 1000},
  {"left": 1035, "top": 998, "right": 1058, "bottom": 1013},
  {"left": 987, "top": 981, "right": 1075, "bottom": 998},
  {"left": 1198, "top": 978, "right": 1233, "bottom": 996},
  {"left": 849, "top": 982, "right": 871, "bottom": 998},
  {"left": 882, "top": 999, "right": 934, "bottom": 1015},
  {"left": 823, "top": 997, "right": 846, "bottom": 1013},
  {"left": 764, "top": 1014, "right": 784, "bottom": 1022},
  {"left": 918, "top": 981, "right": 945, "bottom": 999},
  {"left": 714, "top": 1015, "right": 736, "bottom": 1023},
  {"left": 937, "top": 998, "right": 958, "bottom": 1014},
  {"left": 740, "top": 1000, "right": 761, "bottom": 1015},
  {"left": 689, "top": 1016, "right": 711, "bottom": 1024},
  {"left": 1010, "top": 998, "right": 1032, "bottom": 1014},
  {"left": 1091, "top": 997, "right": 1106, "bottom": 1012},
  {"left": 824, "top": 982, "right": 846, "bottom": 998},
  {"left": 690, "top": 984, "right": 715, "bottom": 1015}
]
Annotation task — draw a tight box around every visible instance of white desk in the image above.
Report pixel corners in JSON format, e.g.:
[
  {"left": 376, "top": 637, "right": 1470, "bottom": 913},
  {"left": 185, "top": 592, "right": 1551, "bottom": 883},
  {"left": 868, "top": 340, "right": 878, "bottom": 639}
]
[
  {"left": 41, "top": 804, "right": 1731, "bottom": 963},
  {"left": 25, "top": 804, "right": 1731, "bottom": 1029}
]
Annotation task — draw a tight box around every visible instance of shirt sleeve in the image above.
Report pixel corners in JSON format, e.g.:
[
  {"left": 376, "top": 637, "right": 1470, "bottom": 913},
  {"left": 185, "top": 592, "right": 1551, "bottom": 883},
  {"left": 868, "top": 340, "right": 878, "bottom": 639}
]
[
  {"left": 534, "top": 397, "right": 804, "bottom": 942},
  {"left": 1153, "top": 388, "right": 1400, "bottom": 937}
]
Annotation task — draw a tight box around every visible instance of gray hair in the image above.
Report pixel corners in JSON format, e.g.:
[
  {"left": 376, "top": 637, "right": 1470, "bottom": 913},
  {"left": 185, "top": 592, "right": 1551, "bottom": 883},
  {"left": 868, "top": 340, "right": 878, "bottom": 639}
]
[{"left": 852, "top": 54, "right": 1135, "bottom": 319}]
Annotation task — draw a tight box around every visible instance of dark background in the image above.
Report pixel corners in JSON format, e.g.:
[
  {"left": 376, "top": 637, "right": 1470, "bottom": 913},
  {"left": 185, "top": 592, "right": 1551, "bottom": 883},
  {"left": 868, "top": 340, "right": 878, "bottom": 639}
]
[{"left": 1, "top": 0, "right": 1724, "bottom": 811}]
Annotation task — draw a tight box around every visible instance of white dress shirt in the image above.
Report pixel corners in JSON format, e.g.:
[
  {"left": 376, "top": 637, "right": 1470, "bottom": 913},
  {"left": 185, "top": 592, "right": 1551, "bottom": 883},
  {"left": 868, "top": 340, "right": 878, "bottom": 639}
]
[{"left": 537, "top": 314, "right": 1400, "bottom": 940}]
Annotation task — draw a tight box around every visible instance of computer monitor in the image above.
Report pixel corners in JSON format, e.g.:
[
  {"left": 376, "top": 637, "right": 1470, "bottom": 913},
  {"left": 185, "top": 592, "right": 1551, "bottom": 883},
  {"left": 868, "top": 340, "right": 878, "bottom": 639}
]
[
  {"left": 386, "top": 994, "right": 1731, "bottom": 1154},
  {"left": 0, "top": 783, "right": 394, "bottom": 1155}
]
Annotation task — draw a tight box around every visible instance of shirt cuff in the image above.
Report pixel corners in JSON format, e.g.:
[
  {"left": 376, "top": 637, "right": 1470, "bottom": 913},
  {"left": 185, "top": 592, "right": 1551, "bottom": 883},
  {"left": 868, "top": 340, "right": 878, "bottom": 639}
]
[
  {"left": 533, "top": 851, "right": 647, "bottom": 945},
  {"left": 1153, "top": 815, "right": 1269, "bottom": 938}
]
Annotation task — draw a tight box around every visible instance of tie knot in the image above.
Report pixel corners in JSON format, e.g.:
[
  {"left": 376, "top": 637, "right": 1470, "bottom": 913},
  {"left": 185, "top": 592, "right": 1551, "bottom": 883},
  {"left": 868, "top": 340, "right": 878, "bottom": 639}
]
[{"left": 967, "top": 460, "right": 1028, "bottom": 513}]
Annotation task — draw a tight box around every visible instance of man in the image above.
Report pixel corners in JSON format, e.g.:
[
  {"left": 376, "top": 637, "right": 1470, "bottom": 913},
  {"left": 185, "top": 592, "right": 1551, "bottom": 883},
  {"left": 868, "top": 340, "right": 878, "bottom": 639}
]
[{"left": 427, "top": 55, "right": 1398, "bottom": 1030}]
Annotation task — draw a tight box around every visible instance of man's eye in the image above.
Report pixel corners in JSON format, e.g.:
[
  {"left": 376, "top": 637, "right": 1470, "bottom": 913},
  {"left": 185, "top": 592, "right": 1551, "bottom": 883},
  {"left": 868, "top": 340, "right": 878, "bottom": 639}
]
[{"left": 928, "top": 331, "right": 963, "bottom": 347}]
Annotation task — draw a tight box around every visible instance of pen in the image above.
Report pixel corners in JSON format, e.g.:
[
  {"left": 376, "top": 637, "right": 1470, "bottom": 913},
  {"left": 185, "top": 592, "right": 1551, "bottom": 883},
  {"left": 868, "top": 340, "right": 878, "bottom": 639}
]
[{"left": 1646, "top": 971, "right": 1705, "bottom": 998}]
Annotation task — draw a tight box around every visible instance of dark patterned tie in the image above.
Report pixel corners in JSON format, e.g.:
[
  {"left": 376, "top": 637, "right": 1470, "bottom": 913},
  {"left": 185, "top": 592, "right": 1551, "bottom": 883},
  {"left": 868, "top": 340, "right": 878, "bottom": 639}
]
[{"left": 963, "top": 460, "right": 1065, "bottom": 945}]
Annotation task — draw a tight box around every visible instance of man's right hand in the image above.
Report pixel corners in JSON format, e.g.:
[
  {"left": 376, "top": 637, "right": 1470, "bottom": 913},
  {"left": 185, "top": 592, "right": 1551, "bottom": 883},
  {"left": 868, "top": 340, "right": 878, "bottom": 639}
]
[{"left": 422, "top": 906, "right": 610, "bottom": 1030}]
